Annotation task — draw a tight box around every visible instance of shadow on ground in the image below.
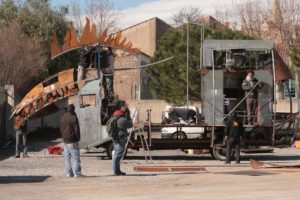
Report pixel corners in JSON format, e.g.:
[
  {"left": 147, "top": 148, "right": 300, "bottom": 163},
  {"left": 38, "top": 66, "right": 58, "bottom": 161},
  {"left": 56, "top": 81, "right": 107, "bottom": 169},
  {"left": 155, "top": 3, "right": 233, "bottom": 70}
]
[
  {"left": 0, "top": 127, "right": 61, "bottom": 161},
  {"left": 0, "top": 175, "right": 51, "bottom": 184}
]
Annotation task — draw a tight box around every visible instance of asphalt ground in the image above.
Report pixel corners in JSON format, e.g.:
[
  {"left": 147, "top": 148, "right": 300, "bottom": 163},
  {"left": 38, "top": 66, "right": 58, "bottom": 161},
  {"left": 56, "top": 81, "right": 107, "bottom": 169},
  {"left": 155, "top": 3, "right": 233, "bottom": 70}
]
[{"left": 1, "top": 138, "right": 300, "bottom": 200}]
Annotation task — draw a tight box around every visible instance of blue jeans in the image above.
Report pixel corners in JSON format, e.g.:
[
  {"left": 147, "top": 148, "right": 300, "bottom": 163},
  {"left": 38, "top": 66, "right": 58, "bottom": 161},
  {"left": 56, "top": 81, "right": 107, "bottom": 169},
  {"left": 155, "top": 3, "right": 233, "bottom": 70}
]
[
  {"left": 16, "top": 130, "right": 27, "bottom": 156},
  {"left": 64, "top": 143, "right": 81, "bottom": 176},
  {"left": 102, "top": 75, "right": 114, "bottom": 102},
  {"left": 112, "top": 139, "right": 126, "bottom": 175}
]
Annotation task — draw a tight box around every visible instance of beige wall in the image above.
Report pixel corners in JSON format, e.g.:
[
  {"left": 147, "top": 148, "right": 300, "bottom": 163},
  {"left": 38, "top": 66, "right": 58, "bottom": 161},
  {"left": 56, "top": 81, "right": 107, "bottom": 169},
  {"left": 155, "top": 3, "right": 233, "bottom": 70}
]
[
  {"left": 276, "top": 99, "right": 299, "bottom": 113},
  {"left": 119, "top": 18, "right": 171, "bottom": 57},
  {"left": 113, "top": 54, "right": 150, "bottom": 101}
]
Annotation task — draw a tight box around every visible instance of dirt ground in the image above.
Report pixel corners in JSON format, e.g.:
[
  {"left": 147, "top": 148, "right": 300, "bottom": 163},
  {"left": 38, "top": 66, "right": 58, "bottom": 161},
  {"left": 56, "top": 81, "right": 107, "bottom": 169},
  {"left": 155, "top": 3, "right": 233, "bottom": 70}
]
[{"left": 1, "top": 139, "right": 300, "bottom": 200}]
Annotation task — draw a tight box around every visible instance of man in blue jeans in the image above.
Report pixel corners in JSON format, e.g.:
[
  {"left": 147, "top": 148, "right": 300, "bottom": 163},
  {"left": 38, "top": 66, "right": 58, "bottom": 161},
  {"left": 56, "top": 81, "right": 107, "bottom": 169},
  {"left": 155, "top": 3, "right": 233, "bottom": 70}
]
[
  {"left": 112, "top": 106, "right": 133, "bottom": 176},
  {"left": 60, "top": 104, "right": 82, "bottom": 177},
  {"left": 15, "top": 117, "right": 28, "bottom": 158}
]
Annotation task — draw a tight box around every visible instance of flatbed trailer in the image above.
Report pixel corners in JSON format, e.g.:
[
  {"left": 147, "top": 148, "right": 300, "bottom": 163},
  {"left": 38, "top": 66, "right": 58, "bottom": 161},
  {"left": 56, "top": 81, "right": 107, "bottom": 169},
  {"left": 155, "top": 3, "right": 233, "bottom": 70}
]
[{"left": 122, "top": 118, "right": 296, "bottom": 160}]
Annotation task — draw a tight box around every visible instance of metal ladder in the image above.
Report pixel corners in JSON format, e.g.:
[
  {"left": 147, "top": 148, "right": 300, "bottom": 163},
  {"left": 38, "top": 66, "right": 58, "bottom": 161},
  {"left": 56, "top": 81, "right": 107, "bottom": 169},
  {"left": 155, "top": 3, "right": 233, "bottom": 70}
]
[{"left": 121, "top": 104, "right": 153, "bottom": 163}]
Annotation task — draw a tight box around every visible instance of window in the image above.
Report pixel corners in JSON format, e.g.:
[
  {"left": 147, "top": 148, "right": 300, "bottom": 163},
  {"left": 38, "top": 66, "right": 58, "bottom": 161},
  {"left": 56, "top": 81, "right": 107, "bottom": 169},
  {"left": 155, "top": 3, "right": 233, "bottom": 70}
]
[
  {"left": 80, "top": 94, "right": 96, "bottom": 108},
  {"left": 283, "top": 80, "right": 297, "bottom": 99}
]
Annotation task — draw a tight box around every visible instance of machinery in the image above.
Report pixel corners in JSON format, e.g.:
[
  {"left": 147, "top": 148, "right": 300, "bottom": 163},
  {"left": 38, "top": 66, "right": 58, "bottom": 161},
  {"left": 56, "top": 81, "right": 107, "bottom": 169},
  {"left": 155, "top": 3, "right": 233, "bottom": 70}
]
[{"left": 10, "top": 19, "right": 299, "bottom": 160}]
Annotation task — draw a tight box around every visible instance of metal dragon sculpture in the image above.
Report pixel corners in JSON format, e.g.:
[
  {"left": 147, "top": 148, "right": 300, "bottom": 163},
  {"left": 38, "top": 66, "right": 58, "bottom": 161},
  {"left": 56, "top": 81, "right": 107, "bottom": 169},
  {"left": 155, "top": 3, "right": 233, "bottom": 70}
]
[{"left": 11, "top": 18, "right": 141, "bottom": 127}]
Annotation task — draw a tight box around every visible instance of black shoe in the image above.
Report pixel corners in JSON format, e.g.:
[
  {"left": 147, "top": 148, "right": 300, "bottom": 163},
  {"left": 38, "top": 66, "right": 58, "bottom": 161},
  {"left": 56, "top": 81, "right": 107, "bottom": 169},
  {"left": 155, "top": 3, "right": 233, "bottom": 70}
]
[
  {"left": 115, "top": 172, "right": 126, "bottom": 176},
  {"left": 15, "top": 155, "right": 20, "bottom": 158},
  {"left": 225, "top": 162, "right": 230, "bottom": 164}
]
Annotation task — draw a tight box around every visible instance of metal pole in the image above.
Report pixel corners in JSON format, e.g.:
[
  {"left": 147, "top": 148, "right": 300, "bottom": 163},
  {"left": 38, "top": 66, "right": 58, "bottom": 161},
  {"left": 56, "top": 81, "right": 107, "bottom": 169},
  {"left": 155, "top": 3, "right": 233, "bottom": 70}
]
[
  {"left": 186, "top": 22, "right": 189, "bottom": 109},
  {"left": 200, "top": 25, "right": 202, "bottom": 69},
  {"left": 211, "top": 49, "right": 215, "bottom": 147},
  {"left": 97, "top": 47, "right": 101, "bottom": 79},
  {"left": 271, "top": 49, "right": 276, "bottom": 146}
]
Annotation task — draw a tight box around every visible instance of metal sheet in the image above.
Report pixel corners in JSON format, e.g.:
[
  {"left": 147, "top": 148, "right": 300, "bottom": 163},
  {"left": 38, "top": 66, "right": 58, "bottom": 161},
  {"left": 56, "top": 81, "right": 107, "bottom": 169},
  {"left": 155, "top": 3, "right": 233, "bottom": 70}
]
[
  {"left": 51, "top": 18, "right": 140, "bottom": 60},
  {"left": 201, "top": 70, "right": 224, "bottom": 125},
  {"left": 203, "top": 40, "right": 274, "bottom": 67},
  {"left": 274, "top": 50, "right": 294, "bottom": 81},
  {"left": 256, "top": 71, "right": 273, "bottom": 125},
  {"left": 76, "top": 80, "right": 110, "bottom": 149}
]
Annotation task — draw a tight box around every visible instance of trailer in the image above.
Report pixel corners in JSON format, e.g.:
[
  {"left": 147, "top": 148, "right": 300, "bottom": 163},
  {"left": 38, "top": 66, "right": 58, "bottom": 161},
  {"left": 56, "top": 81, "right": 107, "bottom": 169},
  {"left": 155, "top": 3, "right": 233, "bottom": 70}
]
[
  {"left": 11, "top": 20, "right": 299, "bottom": 160},
  {"left": 96, "top": 39, "right": 299, "bottom": 160}
]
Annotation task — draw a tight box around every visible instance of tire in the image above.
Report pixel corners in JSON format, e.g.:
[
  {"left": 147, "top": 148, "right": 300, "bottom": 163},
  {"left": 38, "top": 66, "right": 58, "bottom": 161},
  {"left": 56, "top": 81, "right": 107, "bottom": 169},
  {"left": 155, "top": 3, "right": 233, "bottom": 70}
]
[
  {"left": 212, "top": 147, "right": 227, "bottom": 161},
  {"left": 172, "top": 131, "right": 187, "bottom": 139}
]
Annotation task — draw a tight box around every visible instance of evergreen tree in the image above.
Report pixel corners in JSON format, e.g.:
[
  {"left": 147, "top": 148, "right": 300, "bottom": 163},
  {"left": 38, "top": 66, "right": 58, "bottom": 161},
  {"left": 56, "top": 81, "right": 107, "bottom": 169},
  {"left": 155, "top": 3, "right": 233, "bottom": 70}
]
[
  {"left": 0, "top": 0, "right": 71, "bottom": 95},
  {"left": 148, "top": 24, "right": 255, "bottom": 105}
]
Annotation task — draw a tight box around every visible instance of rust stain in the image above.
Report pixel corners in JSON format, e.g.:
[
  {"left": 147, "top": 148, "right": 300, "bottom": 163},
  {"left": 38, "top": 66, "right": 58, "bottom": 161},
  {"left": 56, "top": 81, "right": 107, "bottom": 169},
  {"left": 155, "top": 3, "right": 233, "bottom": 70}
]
[
  {"left": 51, "top": 32, "right": 62, "bottom": 60},
  {"left": 69, "top": 27, "right": 79, "bottom": 49},
  {"left": 251, "top": 159, "right": 300, "bottom": 169},
  {"left": 90, "top": 24, "right": 98, "bottom": 44},
  {"left": 62, "top": 29, "right": 71, "bottom": 51},
  {"left": 51, "top": 18, "right": 140, "bottom": 60},
  {"left": 134, "top": 166, "right": 206, "bottom": 172},
  {"left": 11, "top": 68, "right": 92, "bottom": 125},
  {"left": 80, "top": 17, "right": 92, "bottom": 45}
]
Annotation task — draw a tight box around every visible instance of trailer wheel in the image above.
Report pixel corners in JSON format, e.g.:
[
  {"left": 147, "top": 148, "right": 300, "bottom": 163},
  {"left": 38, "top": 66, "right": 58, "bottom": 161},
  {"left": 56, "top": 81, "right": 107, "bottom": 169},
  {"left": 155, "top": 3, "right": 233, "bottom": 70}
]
[
  {"left": 212, "top": 147, "right": 227, "bottom": 161},
  {"left": 172, "top": 131, "right": 187, "bottom": 139}
]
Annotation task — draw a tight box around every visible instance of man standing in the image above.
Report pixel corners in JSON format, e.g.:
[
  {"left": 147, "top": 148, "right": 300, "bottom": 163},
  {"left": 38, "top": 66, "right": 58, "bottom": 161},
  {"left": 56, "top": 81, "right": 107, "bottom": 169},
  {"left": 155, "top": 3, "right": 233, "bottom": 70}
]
[
  {"left": 112, "top": 106, "right": 133, "bottom": 176},
  {"left": 224, "top": 113, "right": 243, "bottom": 164},
  {"left": 60, "top": 104, "right": 82, "bottom": 177},
  {"left": 242, "top": 70, "right": 263, "bottom": 125},
  {"left": 77, "top": 44, "right": 97, "bottom": 82},
  {"left": 15, "top": 117, "right": 28, "bottom": 158},
  {"left": 101, "top": 47, "right": 115, "bottom": 104}
]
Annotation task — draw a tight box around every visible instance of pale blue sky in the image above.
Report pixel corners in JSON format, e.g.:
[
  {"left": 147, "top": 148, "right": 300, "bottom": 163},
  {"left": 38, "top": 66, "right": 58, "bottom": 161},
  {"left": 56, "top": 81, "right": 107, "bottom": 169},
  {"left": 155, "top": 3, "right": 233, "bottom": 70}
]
[
  {"left": 51, "top": 0, "right": 248, "bottom": 29},
  {"left": 51, "top": 0, "right": 155, "bottom": 10}
]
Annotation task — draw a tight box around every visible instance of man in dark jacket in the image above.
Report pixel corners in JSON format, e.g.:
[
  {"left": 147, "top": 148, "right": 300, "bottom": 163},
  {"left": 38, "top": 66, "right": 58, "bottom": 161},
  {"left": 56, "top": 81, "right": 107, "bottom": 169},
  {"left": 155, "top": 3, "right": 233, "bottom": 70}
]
[
  {"left": 60, "top": 104, "right": 82, "bottom": 177},
  {"left": 77, "top": 44, "right": 97, "bottom": 82},
  {"left": 112, "top": 106, "right": 133, "bottom": 176},
  {"left": 224, "top": 113, "right": 244, "bottom": 164},
  {"left": 242, "top": 70, "right": 264, "bottom": 125}
]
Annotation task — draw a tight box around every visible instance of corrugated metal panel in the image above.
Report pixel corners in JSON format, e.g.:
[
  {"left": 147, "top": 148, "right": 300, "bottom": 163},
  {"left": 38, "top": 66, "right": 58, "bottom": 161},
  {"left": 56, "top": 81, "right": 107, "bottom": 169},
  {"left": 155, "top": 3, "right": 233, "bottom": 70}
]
[
  {"left": 201, "top": 70, "right": 224, "bottom": 125},
  {"left": 75, "top": 80, "right": 111, "bottom": 149}
]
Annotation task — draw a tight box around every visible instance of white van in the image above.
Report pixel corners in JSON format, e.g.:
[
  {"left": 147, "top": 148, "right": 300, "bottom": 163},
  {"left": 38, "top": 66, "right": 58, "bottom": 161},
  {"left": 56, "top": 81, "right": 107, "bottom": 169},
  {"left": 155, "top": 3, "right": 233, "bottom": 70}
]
[{"left": 161, "top": 106, "right": 205, "bottom": 139}]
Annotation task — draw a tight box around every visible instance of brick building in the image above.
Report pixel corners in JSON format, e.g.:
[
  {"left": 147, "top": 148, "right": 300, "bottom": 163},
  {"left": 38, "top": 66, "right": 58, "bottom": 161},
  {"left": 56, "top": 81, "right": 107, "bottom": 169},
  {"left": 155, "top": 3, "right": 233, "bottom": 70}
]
[{"left": 113, "top": 17, "right": 171, "bottom": 101}]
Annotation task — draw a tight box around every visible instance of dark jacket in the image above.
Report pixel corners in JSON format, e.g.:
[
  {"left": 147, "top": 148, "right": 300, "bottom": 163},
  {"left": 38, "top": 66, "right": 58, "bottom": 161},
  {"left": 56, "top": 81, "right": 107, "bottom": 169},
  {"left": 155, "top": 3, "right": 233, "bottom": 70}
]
[
  {"left": 15, "top": 116, "right": 27, "bottom": 132},
  {"left": 113, "top": 110, "right": 133, "bottom": 140},
  {"left": 242, "top": 78, "right": 263, "bottom": 99},
  {"left": 79, "top": 47, "right": 94, "bottom": 68},
  {"left": 60, "top": 112, "right": 80, "bottom": 143},
  {"left": 225, "top": 117, "right": 243, "bottom": 139}
]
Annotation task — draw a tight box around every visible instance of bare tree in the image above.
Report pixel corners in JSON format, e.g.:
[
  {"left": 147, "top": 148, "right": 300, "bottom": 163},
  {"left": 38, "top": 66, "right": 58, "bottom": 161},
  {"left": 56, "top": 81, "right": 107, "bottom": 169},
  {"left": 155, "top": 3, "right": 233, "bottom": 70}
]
[
  {"left": 0, "top": 21, "right": 46, "bottom": 95},
  {"left": 172, "top": 6, "right": 202, "bottom": 27},
  {"left": 70, "top": 0, "right": 83, "bottom": 35},
  {"left": 70, "top": 0, "right": 120, "bottom": 34},
  {"left": 215, "top": 0, "right": 300, "bottom": 48}
]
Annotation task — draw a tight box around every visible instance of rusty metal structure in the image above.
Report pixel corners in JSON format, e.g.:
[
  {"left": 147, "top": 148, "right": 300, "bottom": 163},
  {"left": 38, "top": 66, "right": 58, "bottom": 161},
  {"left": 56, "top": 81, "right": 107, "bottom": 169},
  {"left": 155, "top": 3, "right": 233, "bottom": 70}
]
[
  {"left": 12, "top": 18, "right": 140, "bottom": 128},
  {"left": 250, "top": 159, "right": 300, "bottom": 169},
  {"left": 11, "top": 18, "right": 299, "bottom": 162},
  {"left": 51, "top": 18, "right": 139, "bottom": 60}
]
